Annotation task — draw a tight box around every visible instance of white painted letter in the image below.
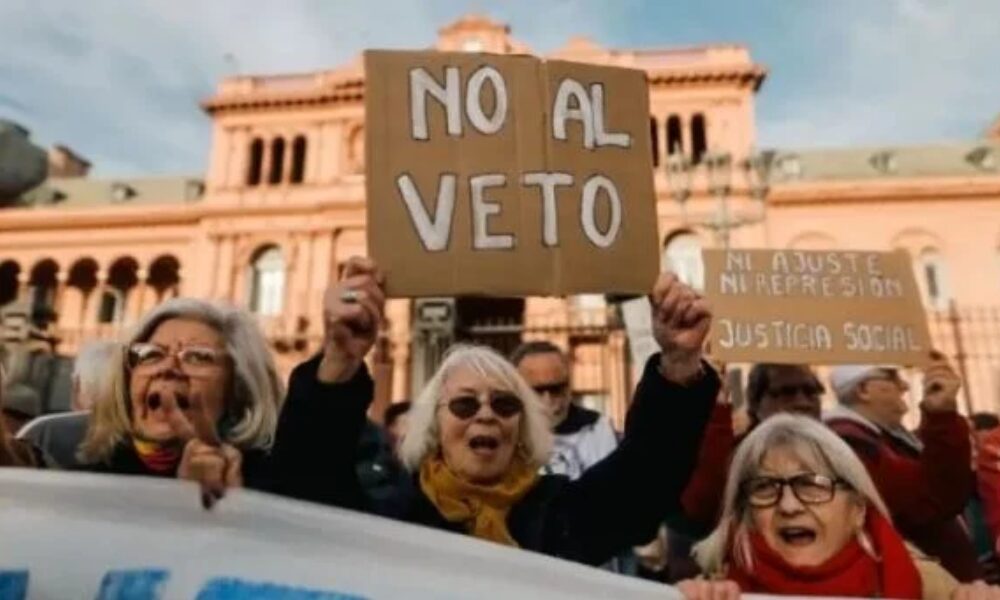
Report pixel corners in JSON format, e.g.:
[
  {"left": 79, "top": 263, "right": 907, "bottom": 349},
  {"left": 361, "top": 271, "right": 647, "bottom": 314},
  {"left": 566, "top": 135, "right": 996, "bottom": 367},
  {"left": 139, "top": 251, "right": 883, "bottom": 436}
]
[
  {"left": 466, "top": 66, "right": 508, "bottom": 135},
  {"left": 522, "top": 172, "right": 573, "bottom": 247},
  {"left": 580, "top": 175, "right": 622, "bottom": 248},
  {"left": 552, "top": 78, "right": 595, "bottom": 149},
  {"left": 471, "top": 174, "right": 514, "bottom": 250},
  {"left": 410, "top": 67, "right": 461, "bottom": 140},
  {"left": 396, "top": 174, "right": 456, "bottom": 252},
  {"left": 590, "top": 83, "right": 631, "bottom": 148}
]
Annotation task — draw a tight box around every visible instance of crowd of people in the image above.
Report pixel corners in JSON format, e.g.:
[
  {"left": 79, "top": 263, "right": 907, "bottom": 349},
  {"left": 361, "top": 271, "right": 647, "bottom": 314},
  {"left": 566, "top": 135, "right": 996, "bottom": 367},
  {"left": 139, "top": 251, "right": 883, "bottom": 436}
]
[{"left": 3, "top": 255, "right": 1000, "bottom": 599}]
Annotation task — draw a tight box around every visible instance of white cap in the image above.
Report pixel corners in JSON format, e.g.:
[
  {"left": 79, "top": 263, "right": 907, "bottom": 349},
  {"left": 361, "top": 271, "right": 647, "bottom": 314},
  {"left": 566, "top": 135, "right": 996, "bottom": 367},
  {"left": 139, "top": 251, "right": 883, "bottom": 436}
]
[{"left": 829, "top": 365, "right": 884, "bottom": 401}]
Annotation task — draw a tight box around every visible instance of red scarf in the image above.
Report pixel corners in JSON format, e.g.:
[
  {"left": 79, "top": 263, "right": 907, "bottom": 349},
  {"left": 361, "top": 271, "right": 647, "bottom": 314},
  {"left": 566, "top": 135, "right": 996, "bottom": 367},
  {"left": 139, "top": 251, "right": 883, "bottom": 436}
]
[
  {"left": 133, "top": 438, "right": 182, "bottom": 474},
  {"left": 726, "top": 510, "right": 922, "bottom": 598}
]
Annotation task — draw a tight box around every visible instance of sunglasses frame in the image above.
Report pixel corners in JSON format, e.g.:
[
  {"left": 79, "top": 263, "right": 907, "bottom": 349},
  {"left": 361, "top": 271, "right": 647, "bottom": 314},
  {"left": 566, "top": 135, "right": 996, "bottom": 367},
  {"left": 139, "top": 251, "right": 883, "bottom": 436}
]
[{"left": 441, "top": 392, "right": 524, "bottom": 420}]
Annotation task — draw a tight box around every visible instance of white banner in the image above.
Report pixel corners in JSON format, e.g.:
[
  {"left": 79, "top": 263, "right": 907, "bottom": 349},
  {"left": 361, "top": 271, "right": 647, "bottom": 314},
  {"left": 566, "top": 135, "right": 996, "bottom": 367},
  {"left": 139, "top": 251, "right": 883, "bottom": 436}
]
[{"left": 0, "top": 470, "right": 683, "bottom": 599}]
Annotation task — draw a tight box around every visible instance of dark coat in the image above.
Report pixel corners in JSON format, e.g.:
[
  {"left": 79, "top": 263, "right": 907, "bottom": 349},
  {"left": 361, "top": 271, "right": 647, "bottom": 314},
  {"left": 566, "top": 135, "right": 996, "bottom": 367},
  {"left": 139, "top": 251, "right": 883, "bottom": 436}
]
[
  {"left": 826, "top": 407, "right": 981, "bottom": 582},
  {"left": 277, "top": 352, "right": 717, "bottom": 566}
]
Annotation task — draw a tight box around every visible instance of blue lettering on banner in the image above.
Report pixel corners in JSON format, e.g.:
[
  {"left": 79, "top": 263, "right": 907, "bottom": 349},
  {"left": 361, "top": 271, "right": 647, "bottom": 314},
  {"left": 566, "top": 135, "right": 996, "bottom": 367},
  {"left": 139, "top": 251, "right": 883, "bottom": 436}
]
[
  {"left": 0, "top": 571, "right": 28, "bottom": 600},
  {"left": 196, "top": 578, "right": 368, "bottom": 600},
  {"left": 96, "top": 569, "right": 169, "bottom": 600}
]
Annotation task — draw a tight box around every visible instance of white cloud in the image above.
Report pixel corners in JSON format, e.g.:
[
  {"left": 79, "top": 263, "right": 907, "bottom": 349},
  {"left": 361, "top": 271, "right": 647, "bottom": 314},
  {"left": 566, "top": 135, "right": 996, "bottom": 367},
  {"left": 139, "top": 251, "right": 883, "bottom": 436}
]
[
  {"left": 758, "top": 0, "right": 1000, "bottom": 149},
  {"left": 2, "top": 0, "right": 996, "bottom": 174}
]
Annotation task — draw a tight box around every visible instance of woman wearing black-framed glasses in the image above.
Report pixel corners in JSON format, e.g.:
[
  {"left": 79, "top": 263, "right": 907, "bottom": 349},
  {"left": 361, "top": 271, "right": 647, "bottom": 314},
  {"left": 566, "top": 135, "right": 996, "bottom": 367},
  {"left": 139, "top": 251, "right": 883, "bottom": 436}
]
[{"left": 676, "top": 414, "right": 1000, "bottom": 600}]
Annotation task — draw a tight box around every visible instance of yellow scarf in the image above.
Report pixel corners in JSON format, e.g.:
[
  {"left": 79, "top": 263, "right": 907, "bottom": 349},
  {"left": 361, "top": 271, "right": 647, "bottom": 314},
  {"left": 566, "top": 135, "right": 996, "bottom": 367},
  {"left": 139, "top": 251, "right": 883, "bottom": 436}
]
[{"left": 419, "top": 454, "right": 539, "bottom": 547}]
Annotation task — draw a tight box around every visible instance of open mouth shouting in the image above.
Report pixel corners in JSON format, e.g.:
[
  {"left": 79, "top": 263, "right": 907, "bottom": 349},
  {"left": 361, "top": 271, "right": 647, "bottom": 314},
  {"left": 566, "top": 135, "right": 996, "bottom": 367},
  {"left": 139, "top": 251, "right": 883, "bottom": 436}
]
[
  {"left": 777, "top": 526, "right": 817, "bottom": 546},
  {"left": 468, "top": 434, "right": 501, "bottom": 457}
]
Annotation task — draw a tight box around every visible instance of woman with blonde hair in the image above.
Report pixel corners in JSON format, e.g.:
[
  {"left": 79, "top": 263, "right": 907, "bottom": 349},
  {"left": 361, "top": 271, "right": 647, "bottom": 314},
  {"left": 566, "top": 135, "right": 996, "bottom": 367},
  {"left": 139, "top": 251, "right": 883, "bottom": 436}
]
[
  {"left": 77, "top": 297, "right": 284, "bottom": 506},
  {"left": 677, "top": 414, "right": 1000, "bottom": 599},
  {"left": 272, "top": 257, "right": 720, "bottom": 566}
]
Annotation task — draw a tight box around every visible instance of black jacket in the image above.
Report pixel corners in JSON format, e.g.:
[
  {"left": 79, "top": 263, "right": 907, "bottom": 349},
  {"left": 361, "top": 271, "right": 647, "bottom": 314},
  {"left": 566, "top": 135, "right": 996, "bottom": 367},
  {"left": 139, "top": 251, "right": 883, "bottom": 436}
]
[
  {"left": 268, "top": 354, "right": 373, "bottom": 510},
  {"left": 278, "top": 352, "right": 717, "bottom": 566}
]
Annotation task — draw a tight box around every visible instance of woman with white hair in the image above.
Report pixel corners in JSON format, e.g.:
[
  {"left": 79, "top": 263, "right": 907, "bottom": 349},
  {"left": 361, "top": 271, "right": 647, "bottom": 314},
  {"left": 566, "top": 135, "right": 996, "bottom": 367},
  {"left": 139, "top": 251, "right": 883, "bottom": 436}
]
[
  {"left": 77, "top": 297, "right": 284, "bottom": 507},
  {"left": 677, "top": 414, "right": 1000, "bottom": 599},
  {"left": 273, "top": 257, "right": 720, "bottom": 566}
]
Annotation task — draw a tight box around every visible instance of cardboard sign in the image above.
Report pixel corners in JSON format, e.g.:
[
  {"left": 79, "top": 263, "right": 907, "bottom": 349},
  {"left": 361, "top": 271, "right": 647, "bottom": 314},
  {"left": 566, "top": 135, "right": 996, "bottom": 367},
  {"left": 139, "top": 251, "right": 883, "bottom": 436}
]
[
  {"left": 702, "top": 249, "right": 933, "bottom": 366},
  {"left": 365, "top": 50, "right": 658, "bottom": 297}
]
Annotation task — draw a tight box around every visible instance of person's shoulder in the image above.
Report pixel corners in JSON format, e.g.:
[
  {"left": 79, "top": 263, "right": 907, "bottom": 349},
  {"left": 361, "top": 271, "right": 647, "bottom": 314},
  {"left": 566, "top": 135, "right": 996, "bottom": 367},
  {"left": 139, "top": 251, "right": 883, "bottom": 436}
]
[{"left": 16, "top": 411, "right": 86, "bottom": 440}]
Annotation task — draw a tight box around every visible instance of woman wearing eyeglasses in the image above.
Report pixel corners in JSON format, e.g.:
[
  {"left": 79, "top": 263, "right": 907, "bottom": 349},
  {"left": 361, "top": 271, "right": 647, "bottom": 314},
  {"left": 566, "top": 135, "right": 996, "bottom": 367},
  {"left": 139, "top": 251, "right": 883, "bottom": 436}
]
[
  {"left": 77, "top": 297, "right": 284, "bottom": 507},
  {"left": 273, "top": 256, "right": 719, "bottom": 566},
  {"left": 677, "top": 414, "right": 1000, "bottom": 600}
]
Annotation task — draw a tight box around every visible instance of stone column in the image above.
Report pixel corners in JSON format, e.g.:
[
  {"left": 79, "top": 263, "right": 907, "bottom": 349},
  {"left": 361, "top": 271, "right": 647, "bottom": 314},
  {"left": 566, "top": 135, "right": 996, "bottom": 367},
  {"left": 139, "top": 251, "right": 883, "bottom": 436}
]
[
  {"left": 129, "top": 268, "right": 149, "bottom": 323},
  {"left": 53, "top": 270, "right": 68, "bottom": 333}
]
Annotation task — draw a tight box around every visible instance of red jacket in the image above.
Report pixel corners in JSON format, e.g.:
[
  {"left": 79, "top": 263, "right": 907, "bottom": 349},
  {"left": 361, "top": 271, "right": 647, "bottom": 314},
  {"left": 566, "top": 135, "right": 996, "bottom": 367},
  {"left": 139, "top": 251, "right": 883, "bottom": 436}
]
[
  {"left": 826, "top": 406, "right": 980, "bottom": 582},
  {"left": 678, "top": 403, "right": 735, "bottom": 532},
  {"left": 975, "top": 427, "right": 1000, "bottom": 554}
]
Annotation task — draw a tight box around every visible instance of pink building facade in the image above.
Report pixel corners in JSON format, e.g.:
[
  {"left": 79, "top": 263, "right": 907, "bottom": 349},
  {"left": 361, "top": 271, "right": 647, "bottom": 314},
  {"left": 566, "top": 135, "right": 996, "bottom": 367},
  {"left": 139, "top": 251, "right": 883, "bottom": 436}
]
[{"left": 2, "top": 15, "right": 999, "bottom": 423}]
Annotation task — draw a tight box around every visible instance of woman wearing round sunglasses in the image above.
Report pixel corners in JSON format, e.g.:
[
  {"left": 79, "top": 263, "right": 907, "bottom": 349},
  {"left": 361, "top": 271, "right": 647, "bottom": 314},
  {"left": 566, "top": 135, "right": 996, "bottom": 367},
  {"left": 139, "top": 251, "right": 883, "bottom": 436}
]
[
  {"left": 678, "top": 414, "right": 1000, "bottom": 600},
  {"left": 77, "top": 297, "right": 284, "bottom": 506},
  {"left": 274, "top": 256, "right": 721, "bottom": 567}
]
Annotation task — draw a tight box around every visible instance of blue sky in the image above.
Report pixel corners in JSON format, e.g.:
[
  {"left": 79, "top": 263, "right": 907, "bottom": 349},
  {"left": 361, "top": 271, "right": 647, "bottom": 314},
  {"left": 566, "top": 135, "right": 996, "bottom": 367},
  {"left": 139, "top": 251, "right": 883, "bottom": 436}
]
[{"left": 2, "top": 0, "right": 998, "bottom": 176}]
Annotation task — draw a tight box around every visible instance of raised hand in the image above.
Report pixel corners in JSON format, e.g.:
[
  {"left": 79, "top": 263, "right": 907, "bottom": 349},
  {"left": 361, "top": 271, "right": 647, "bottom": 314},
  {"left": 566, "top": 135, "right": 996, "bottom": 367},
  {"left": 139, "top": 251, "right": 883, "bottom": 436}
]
[
  {"left": 650, "top": 272, "right": 712, "bottom": 383},
  {"left": 951, "top": 581, "right": 1000, "bottom": 600},
  {"left": 922, "top": 349, "right": 962, "bottom": 413},
  {"left": 676, "top": 579, "right": 741, "bottom": 600},
  {"left": 163, "top": 391, "right": 241, "bottom": 510},
  {"left": 318, "top": 256, "right": 386, "bottom": 383}
]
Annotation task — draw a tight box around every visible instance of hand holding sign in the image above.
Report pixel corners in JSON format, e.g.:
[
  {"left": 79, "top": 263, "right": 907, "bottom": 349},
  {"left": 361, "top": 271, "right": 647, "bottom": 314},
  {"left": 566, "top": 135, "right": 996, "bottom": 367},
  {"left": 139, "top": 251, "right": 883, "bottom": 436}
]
[
  {"left": 318, "top": 256, "right": 386, "bottom": 384},
  {"left": 161, "top": 391, "right": 241, "bottom": 510},
  {"left": 651, "top": 272, "right": 712, "bottom": 384},
  {"left": 922, "top": 350, "right": 962, "bottom": 413}
]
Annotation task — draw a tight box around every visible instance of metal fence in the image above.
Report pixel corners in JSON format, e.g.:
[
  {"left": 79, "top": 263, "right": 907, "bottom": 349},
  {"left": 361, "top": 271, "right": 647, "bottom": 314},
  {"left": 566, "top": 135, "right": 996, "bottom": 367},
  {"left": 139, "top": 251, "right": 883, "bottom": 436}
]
[{"left": 444, "top": 302, "right": 1000, "bottom": 428}]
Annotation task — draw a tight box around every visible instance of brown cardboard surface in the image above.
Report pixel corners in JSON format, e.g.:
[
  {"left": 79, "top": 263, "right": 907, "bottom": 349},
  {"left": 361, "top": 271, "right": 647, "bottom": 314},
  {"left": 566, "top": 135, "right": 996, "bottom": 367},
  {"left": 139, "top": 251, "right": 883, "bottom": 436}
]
[
  {"left": 365, "top": 50, "right": 658, "bottom": 298},
  {"left": 702, "top": 249, "right": 933, "bottom": 366}
]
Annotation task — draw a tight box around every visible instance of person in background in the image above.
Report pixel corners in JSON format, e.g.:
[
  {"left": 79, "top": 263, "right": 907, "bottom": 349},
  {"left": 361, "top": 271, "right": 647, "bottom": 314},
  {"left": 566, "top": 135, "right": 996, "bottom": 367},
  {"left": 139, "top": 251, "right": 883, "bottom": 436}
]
[
  {"left": 356, "top": 412, "right": 409, "bottom": 516},
  {"left": 273, "top": 261, "right": 719, "bottom": 567},
  {"left": 384, "top": 401, "right": 412, "bottom": 457},
  {"left": 1, "top": 381, "right": 41, "bottom": 437},
  {"left": 972, "top": 413, "right": 1000, "bottom": 582},
  {"left": 825, "top": 357, "right": 981, "bottom": 581},
  {"left": 510, "top": 341, "right": 618, "bottom": 480},
  {"left": 18, "top": 340, "right": 117, "bottom": 468},
  {"left": 677, "top": 414, "right": 1000, "bottom": 600},
  {"left": 0, "top": 361, "right": 39, "bottom": 467},
  {"left": 76, "top": 298, "right": 284, "bottom": 508}
]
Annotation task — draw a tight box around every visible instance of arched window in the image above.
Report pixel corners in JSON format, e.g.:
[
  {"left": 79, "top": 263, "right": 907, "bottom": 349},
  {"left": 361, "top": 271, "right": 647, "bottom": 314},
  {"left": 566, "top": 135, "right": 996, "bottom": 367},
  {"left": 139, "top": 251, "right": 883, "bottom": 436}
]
[
  {"left": 246, "top": 138, "right": 263, "bottom": 186},
  {"left": 268, "top": 138, "right": 286, "bottom": 184},
  {"left": 917, "top": 249, "right": 950, "bottom": 310},
  {"left": 290, "top": 135, "right": 307, "bottom": 184},
  {"left": 691, "top": 113, "right": 707, "bottom": 165},
  {"left": 649, "top": 117, "right": 660, "bottom": 167},
  {"left": 666, "top": 115, "right": 683, "bottom": 156},
  {"left": 28, "top": 259, "right": 59, "bottom": 318},
  {"left": 250, "top": 247, "right": 285, "bottom": 316},
  {"left": 97, "top": 289, "right": 124, "bottom": 324},
  {"left": 0, "top": 261, "right": 19, "bottom": 307},
  {"left": 663, "top": 232, "right": 704, "bottom": 290}
]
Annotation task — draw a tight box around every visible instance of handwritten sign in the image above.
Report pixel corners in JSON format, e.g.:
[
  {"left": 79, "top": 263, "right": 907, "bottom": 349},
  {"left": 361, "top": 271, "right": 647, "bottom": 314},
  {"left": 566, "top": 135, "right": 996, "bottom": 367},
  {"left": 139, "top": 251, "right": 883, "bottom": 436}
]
[
  {"left": 703, "top": 249, "right": 932, "bottom": 365},
  {"left": 365, "top": 50, "right": 658, "bottom": 297}
]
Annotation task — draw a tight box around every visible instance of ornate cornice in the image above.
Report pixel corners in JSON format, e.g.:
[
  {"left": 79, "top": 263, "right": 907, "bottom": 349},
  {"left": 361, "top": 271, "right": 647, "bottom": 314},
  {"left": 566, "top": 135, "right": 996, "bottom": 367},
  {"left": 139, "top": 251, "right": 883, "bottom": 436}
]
[{"left": 769, "top": 176, "right": 1000, "bottom": 206}]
